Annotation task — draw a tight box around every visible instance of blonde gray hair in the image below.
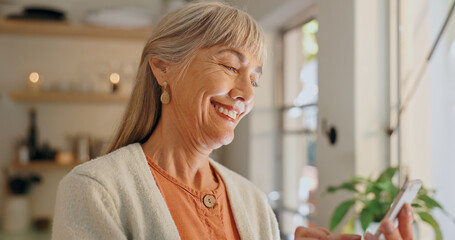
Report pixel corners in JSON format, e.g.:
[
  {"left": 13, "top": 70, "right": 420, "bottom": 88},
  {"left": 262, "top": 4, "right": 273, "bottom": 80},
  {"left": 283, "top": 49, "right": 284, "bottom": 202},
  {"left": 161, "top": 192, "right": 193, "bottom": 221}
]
[{"left": 107, "top": 1, "right": 266, "bottom": 153}]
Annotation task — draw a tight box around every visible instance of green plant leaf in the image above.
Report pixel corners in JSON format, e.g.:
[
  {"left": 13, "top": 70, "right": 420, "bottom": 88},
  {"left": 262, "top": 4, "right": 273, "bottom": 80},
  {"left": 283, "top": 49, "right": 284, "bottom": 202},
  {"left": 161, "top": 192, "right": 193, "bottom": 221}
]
[
  {"left": 418, "top": 194, "right": 443, "bottom": 210},
  {"left": 362, "top": 198, "right": 389, "bottom": 222},
  {"left": 376, "top": 181, "right": 392, "bottom": 191},
  {"left": 330, "top": 199, "right": 356, "bottom": 231},
  {"left": 417, "top": 212, "right": 443, "bottom": 240},
  {"left": 350, "top": 176, "right": 366, "bottom": 183},
  {"left": 411, "top": 203, "right": 423, "bottom": 208},
  {"left": 365, "top": 181, "right": 381, "bottom": 196},
  {"left": 377, "top": 181, "right": 398, "bottom": 199},
  {"left": 376, "top": 167, "right": 398, "bottom": 183},
  {"left": 327, "top": 182, "right": 358, "bottom": 193},
  {"left": 359, "top": 208, "right": 374, "bottom": 232}
]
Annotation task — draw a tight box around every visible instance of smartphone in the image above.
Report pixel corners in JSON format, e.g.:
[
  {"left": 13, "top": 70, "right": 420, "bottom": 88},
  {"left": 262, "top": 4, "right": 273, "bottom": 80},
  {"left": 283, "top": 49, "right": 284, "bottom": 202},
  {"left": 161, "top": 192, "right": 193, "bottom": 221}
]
[{"left": 374, "top": 179, "right": 422, "bottom": 239}]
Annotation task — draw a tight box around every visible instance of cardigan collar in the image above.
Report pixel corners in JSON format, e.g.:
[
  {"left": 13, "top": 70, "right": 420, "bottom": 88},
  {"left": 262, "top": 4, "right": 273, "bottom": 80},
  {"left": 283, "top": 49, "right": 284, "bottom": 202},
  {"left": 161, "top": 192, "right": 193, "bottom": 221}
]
[{"left": 130, "top": 143, "right": 254, "bottom": 239}]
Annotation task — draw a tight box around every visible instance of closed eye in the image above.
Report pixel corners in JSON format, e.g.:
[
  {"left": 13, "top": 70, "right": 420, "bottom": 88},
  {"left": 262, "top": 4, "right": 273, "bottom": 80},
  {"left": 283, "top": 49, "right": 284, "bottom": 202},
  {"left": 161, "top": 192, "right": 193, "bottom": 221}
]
[{"left": 221, "top": 64, "right": 238, "bottom": 73}]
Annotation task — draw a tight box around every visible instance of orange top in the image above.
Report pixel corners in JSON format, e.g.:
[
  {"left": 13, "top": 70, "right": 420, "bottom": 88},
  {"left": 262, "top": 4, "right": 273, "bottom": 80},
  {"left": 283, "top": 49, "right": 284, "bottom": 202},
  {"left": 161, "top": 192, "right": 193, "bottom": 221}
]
[{"left": 146, "top": 155, "right": 240, "bottom": 240}]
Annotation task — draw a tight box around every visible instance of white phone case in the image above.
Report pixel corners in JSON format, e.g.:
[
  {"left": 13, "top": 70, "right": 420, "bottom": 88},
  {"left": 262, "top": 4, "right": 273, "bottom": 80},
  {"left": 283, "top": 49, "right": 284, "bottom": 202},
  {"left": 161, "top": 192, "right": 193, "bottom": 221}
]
[{"left": 373, "top": 179, "right": 422, "bottom": 239}]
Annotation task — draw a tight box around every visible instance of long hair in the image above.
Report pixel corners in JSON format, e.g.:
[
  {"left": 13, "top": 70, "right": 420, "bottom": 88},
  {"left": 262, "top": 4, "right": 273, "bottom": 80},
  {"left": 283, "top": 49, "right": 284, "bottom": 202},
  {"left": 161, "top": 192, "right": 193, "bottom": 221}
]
[{"left": 106, "top": 2, "right": 266, "bottom": 154}]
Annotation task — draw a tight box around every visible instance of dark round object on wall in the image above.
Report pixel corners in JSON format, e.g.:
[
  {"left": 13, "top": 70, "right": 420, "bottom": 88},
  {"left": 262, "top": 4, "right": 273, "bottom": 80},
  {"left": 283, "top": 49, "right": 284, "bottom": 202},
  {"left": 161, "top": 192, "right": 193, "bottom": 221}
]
[{"left": 328, "top": 127, "right": 337, "bottom": 145}]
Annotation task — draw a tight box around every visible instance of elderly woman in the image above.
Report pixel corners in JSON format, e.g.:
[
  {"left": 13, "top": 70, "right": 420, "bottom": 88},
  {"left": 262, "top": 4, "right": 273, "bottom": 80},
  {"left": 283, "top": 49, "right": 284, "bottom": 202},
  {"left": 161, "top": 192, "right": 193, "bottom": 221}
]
[{"left": 52, "top": 2, "right": 414, "bottom": 240}]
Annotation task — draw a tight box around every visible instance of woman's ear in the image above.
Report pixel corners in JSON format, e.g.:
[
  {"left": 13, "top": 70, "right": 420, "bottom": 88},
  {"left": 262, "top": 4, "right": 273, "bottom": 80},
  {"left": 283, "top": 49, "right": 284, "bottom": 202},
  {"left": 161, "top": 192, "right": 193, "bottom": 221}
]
[{"left": 149, "top": 58, "right": 169, "bottom": 84}]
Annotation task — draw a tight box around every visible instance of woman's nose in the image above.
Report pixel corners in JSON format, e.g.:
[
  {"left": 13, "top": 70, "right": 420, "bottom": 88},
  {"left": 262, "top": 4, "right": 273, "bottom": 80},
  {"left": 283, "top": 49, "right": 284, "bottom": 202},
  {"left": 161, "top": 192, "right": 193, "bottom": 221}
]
[{"left": 228, "top": 74, "right": 254, "bottom": 103}]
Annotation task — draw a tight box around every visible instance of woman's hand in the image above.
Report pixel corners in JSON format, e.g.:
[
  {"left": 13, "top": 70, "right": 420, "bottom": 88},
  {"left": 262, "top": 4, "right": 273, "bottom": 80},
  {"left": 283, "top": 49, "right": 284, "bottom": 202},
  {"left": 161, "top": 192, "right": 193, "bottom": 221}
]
[
  {"left": 294, "top": 204, "right": 413, "bottom": 240},
  {"left": 364, "top": 203, "right": 414, "bottom": 240},
  {"left": 294, "top": 226, "right": 361, "bottom": 240}
]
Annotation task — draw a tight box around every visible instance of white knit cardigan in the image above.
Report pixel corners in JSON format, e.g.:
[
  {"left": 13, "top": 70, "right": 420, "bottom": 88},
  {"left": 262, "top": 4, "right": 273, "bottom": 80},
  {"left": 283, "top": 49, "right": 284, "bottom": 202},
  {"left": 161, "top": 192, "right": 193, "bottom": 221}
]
[{"left": 52, "top": 143, "right": 279, "bottom": 240}]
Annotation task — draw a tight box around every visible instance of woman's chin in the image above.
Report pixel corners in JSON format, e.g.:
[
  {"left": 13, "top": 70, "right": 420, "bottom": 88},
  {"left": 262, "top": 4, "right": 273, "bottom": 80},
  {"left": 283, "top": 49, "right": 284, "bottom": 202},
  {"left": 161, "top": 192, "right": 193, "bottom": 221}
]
[
  {"left": 208, "top": 132, "right": 235, "bottom": 148},
  {"left": 220, "top": 135, "right": 235, "bottom": 146}
]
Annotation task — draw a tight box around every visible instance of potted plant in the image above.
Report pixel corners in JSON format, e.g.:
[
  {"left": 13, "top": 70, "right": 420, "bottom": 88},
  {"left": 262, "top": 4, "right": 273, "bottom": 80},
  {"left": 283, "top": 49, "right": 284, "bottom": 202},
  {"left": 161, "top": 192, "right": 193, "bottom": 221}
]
[{"left": 326, "top": 167, "right": 453, "bottom": 240}]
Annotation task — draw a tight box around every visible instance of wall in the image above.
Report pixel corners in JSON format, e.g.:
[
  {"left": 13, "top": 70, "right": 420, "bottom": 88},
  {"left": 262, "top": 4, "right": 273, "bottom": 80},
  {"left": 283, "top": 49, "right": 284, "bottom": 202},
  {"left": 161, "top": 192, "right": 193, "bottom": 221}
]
[
  {"left": 226, "top": 0, "right": 289, "bottom": 23},
  {"left": 429, "top": 0, "right": 455, "bottom": 238},
  {"left": 354, "top": 0, "right": 389, "bottom": 176},
  {"left": 228, "top": 0, "right": 315, "bottom": 29},
  {"left": 398, "top": 0, "right": 432, "bottom": 185},
  {"left": 316, "top": 0, "right": 390, "bottom": 229},
  {"left": 315, "top": 0, "right": 357, "bottom": 229},
  {"left": 395, "top": 0, "right": 433, "bottom": 238},
  {"left": 0, "top": 0, "right": 160, "bottom": 220},
  {"left": 0, "top": 33, "right": 143, "bottom": 219},
  {"left": 217, "top": 114, "right": 250, "bottom": 178}
]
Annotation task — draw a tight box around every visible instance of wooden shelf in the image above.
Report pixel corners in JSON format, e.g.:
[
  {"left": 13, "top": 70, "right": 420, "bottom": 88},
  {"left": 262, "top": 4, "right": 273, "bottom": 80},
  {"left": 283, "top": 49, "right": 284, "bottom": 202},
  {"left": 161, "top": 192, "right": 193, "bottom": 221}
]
[
  {"left": 10, "top": 91, "right": 129, "bottom": 103},
  {"left": 0, "top": 19, "right": 152, "bottom": 41},
  {"left": 12, "top": 161, "right": 84, "bottom": 170}
]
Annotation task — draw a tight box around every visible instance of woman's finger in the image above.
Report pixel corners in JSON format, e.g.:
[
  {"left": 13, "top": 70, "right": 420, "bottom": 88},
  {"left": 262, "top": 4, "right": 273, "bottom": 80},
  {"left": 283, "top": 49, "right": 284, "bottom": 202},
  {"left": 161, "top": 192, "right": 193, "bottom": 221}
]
[
  {"left": 327, "top": 233, "right": 361, "bottom": 240},
  {"left": 380, "top": 219, "right": 402, "bottom": 240},
  {"left": 397, "top": 204, "right": 414, "bottom": 240},
  {"left": 317, "top": 227, "right": 331, "bottom": 235},
  {"left": 295, "top": 226, "right": 329, "bottom": 239},
  {"left": 364, "top": 232, "right": 375, "bottom": 240}
]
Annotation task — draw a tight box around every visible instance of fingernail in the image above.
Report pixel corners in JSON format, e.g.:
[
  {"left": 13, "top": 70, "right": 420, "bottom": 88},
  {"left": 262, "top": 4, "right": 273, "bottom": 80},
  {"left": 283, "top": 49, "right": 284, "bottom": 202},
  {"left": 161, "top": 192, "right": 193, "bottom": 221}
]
[{"left": 383, "top": 220, "right": 394, "bottom": 234}]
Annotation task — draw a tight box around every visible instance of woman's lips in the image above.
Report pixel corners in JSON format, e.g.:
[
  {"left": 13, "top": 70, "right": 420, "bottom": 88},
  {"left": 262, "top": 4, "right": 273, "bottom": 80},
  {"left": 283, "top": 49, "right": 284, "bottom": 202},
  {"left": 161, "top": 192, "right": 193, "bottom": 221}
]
[{"left": 210, "top": 101, "right": 243, "bottom": 121}]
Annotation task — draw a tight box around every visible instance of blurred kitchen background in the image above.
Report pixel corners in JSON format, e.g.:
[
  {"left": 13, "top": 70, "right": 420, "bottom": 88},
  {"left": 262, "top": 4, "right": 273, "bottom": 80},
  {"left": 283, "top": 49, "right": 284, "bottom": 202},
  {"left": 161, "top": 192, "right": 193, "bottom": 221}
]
[{"left": 1, "top": 0, "right": 454, "bottom": 239}]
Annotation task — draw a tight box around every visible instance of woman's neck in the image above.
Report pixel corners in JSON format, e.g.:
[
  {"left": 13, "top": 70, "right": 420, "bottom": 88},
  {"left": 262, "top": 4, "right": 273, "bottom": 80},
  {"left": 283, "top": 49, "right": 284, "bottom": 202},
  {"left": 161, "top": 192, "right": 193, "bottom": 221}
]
[{"left": 141, "top": 119, "right": 218, "bottom": 192}]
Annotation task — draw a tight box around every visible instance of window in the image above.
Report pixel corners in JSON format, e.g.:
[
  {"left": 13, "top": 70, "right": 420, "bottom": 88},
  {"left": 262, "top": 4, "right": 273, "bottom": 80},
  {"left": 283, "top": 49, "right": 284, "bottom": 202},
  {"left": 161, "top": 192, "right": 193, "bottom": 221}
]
[{"left": 277, "top": 19, "right": 319, "bottom": 238}]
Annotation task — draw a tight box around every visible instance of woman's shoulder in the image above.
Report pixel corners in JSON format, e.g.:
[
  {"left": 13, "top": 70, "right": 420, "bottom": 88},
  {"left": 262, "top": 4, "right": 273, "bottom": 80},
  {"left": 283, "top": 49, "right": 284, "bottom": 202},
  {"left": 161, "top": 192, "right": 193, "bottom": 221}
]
[{"left": 63, "top": 143, "right": 145, "bottom": 186}]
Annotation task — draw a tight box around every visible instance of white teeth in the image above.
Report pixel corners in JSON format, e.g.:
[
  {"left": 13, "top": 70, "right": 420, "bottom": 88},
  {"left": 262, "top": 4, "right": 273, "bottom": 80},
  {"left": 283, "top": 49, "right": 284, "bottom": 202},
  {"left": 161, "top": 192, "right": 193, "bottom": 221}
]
[
  {"left": 228, "top": 111, "right": 236, "bottom": 119},
  {"left": 212, "top": 103, "right": 238, "bottom": 119}
]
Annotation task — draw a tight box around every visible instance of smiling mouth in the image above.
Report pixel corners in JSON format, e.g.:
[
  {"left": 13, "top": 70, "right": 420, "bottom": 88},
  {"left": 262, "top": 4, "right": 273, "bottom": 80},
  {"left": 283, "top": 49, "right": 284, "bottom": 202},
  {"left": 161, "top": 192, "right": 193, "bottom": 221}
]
[{"left": 211, "top": 102, "right": 240, "bottom": 120}]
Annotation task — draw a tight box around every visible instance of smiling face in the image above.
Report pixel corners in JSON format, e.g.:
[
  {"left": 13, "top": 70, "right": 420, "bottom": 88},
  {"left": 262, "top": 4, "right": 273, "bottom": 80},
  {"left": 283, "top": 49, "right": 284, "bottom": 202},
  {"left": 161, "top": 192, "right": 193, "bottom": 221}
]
[{"left": 158, "top": 45, "right": 262, "bottom": 149}]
